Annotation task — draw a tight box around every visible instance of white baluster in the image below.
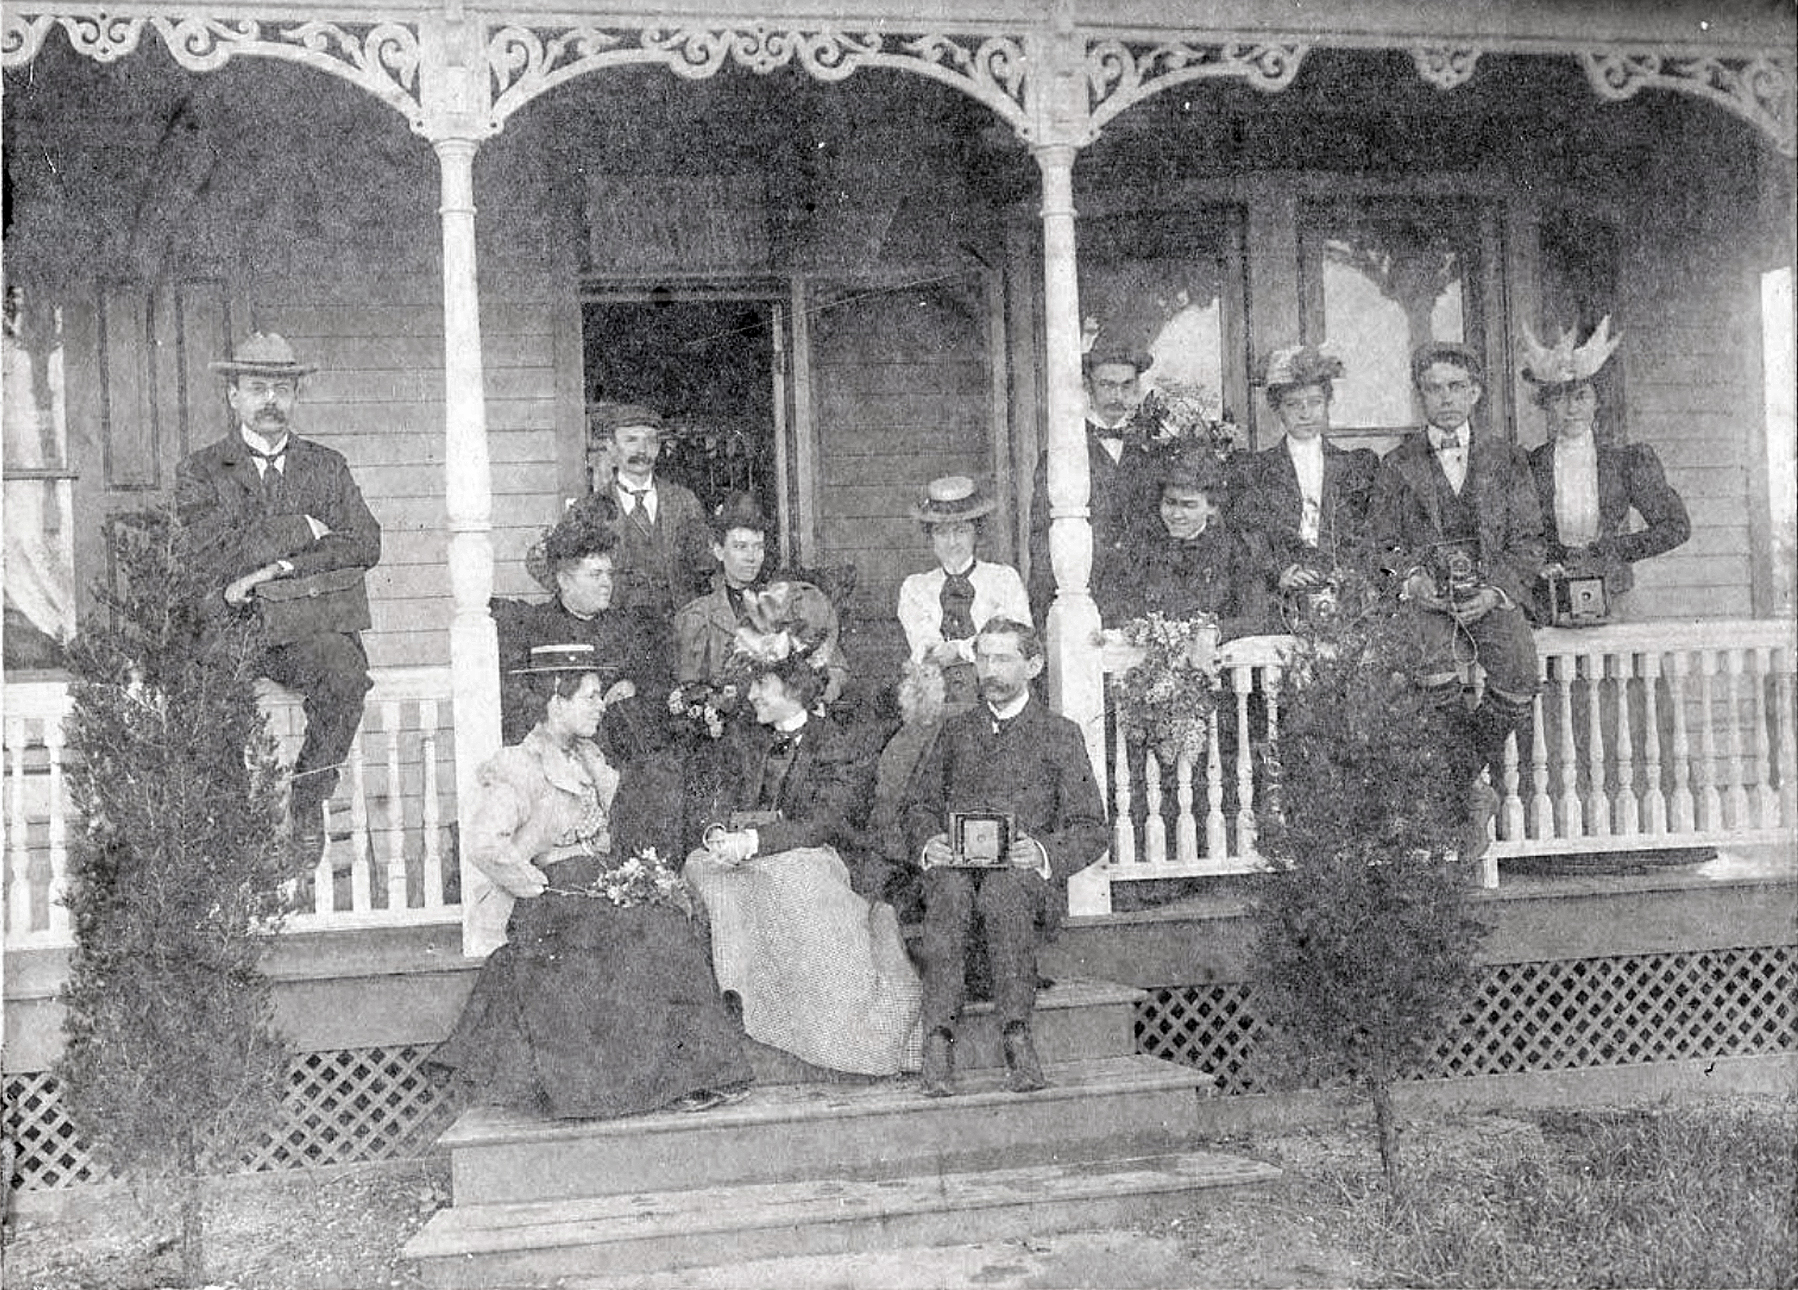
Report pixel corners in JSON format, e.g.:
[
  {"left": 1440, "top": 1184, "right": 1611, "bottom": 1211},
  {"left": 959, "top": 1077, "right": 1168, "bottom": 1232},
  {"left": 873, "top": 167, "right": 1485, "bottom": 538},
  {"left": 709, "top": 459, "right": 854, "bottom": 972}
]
[
  {"left": 1174, "top": 749, "right": 1198, "bottom": 865},
  {"left": 1142, "top": 746, "right": 1167, "bottom": 865},
  {"left": 1528, "top": 653, "right": 1553, "bottom": 839},
  {"left": 43, "top": 719, "right": 69, "bottom": 939},
  {"left": 1500, "top": 701, "right": 1525, "bottom": 842},
  {"left": 1111, "top": 702, "right": 1135, "bottom": 868},
  {"left": 1263, "top": 665, "right": 1284, "bottom": 841},
  {"left": 1666, "top": 651, "right": 1695, "bottom": 832},
  {"left": 1695, "top": 649, "right": 1722, "bottom": 832},
  {"left": 311, "top": 805, "right": 334, "bottom": 916},
  {"left": 1640, "top": 651, "right": 1667, "bottom": 835},
  {"left": 347, "top": 735, "right": 372, "bottom": 912},
  {"left": 384, "top": 700, "right": 410, "bottom": 911},
  {"left": 1721, "top": 649, "right": 1751, "bottom": 829},
  {"left": 1582, "top": 652, "right": 1610, "bottom": 836},
  {"left": 1611, "top": 653, "right": 1638, "bottom": 836},
  {"left": 1750, "top": 646, "right": 1779, "bottom": 828},
  {"left": 1233, "top": 666, "right": 1256, "bottom": 859},
  {"left": 1775, "top": 648, "right": 1797, "bottom": 829},
  {"left": 6, "top": 717, "right": 31, "bottom": 939},
  {"left": 420, "top": 702, "right": 444, "bottom": 908},
  {"left": 1555, "top": 653, "right": 1583, "bottom": 838},
  {"left": 1205, "top": 713, "right": 1227, "bottom": 859}
]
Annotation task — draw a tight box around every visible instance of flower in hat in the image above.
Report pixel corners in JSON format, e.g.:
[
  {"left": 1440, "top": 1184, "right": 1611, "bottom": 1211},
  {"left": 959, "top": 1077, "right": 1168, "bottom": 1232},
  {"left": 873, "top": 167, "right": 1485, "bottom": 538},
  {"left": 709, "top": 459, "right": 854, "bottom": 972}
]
[
  {"left": 1260, "top": 343, "right": 1346, "bottom": 391},
  {"left": 1520, "top": 316, "right": 1621, "bottom": 386},
  {"left": 730, "top": 580, "right": 834, "bottom": 670}
]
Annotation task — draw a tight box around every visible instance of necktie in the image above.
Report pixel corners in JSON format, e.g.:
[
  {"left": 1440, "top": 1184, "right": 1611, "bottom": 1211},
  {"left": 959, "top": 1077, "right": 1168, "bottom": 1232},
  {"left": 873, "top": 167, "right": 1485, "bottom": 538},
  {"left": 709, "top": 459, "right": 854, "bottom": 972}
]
[
  {"left": 248, "top": 445, "right": 286, "bottom": 493},
  {"left": 624, "top": 486, "right": 653, "bottom": 536},
  {"left": 940, "top": 569, "right": 976, "bottom": 641}
]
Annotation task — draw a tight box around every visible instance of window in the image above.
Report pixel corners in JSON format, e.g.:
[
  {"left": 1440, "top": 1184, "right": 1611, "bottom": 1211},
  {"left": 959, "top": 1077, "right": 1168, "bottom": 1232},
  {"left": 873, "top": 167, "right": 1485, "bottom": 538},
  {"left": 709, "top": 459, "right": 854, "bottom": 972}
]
[
  {"left": 3, "top": 287, "right": 75, "bottom": 673},
  {"left": 1298, "top": 199, "right": 1494, "bottom": 435},
  {"left": 1077, "top": 207, "right": 1249, "bottom": 424}
]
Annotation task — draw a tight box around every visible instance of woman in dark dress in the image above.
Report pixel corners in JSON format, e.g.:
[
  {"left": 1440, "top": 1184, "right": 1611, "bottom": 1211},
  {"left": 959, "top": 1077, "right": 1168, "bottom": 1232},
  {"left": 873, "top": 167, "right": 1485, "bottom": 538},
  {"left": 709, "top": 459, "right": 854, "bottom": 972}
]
[{"left": 434, "top": 644, "right": 751, "bottom": 1118}]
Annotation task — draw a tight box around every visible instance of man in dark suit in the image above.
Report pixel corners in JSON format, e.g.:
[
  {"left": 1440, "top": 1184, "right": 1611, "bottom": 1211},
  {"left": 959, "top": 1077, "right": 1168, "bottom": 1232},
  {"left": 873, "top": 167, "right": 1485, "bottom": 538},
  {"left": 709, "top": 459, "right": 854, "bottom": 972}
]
[
  {"left": 564, "top": 404, "right": 713, "bottom": 651},
  {"left": 901, "top": 617, "right": 1108, "bottom": 1096},
  {"left": 1370, "top": 340, "right": 1545, "bottom": 802},
  {"left": 1027, "top": 347, "right": 1159, "bottom": 622},
  {"left": 1232, "top": 344, "right": 1378, "bottom": 617},
  {"left": 176, "top": 333, "right": 382, "bottom": 852}
]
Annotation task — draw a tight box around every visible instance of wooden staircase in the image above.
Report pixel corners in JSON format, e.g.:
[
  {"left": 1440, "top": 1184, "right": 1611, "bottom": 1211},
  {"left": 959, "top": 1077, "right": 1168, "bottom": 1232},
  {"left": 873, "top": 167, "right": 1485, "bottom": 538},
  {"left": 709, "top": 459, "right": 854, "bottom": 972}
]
[{"left": 404, "top": 978, "right": 1279, "bottom": 1287}]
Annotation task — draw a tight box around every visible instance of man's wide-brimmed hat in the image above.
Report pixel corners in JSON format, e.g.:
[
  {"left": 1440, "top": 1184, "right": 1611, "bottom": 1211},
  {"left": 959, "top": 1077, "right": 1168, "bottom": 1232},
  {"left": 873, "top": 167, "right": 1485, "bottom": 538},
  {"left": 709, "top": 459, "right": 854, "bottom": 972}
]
[
  {"left": 1519, "top": 315, "right": 1621, "bottom": 386},
  {"left": 210, "top": 332, "right": 318, "bottom": 379},
  {"left": 911, "top": 475, "right": 995, "bottom": 525}
]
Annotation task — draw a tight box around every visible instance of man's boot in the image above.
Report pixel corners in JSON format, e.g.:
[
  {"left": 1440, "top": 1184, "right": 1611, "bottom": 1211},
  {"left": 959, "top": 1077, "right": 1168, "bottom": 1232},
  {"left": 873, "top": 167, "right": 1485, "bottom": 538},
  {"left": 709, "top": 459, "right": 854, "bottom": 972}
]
[
  {"left": 1002, "top": 1021, "right": 1048, "bottom": 1093},
  {"left": 920, "top": 1028, "right": 955, "bottom": 1098}
]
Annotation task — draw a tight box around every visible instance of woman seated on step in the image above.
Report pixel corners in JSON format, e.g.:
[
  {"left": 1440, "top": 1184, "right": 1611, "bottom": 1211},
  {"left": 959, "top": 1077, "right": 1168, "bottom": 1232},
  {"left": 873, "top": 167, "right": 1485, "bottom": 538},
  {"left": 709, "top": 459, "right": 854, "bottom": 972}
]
[
  {"left": 684, "top": 594, "right": 924, "bottom": 1077},
  {"left": 432, "top": 643, "right": 753, "bottom": 1118}
]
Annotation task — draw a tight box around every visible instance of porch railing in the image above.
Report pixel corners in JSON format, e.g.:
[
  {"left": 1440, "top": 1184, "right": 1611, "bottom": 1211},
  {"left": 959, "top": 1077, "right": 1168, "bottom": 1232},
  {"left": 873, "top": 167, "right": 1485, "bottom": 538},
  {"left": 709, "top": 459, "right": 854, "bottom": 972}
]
[
  {"left": 4, "top": 667, "right": 459, "bottom": 950},
  {"left": 1092, "top": 618, "right": 1797, "bottom": 902}
]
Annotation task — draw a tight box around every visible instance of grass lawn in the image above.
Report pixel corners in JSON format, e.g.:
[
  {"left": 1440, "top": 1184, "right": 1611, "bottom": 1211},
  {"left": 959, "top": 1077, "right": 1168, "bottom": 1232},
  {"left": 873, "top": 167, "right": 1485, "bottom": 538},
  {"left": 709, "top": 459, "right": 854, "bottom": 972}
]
[{"left": 3, "top": 1094, "right": 1792, "bottom": 1288}]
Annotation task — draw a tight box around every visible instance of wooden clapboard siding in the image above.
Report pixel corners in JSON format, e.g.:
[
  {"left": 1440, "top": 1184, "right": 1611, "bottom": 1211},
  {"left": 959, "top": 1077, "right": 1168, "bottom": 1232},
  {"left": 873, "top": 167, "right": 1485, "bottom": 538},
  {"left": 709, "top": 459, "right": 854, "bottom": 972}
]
[
  {"left": 807, "top": 274, "right": 998, "bottom": 674},
  {"left": 1614, "top": 115, "right": 1766, "bottom": 622}
]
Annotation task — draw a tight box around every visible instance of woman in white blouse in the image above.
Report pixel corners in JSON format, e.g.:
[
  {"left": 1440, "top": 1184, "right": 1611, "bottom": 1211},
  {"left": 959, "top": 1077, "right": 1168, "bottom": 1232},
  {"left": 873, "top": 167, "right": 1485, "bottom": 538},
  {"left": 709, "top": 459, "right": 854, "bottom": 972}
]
[{"left": 895, "top": 476, "right": 1031, "bottom": 710}]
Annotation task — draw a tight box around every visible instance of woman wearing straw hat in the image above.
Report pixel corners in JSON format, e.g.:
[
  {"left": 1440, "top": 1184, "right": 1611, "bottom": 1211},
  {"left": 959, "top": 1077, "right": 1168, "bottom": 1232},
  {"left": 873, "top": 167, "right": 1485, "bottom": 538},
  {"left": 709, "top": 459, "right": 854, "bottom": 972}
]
[
  {"left": 433, "top": 642, "right": 752, "bottom": 1118},
  {"left": 896, "top": 475, "right": 1030, "bottom": 712}
]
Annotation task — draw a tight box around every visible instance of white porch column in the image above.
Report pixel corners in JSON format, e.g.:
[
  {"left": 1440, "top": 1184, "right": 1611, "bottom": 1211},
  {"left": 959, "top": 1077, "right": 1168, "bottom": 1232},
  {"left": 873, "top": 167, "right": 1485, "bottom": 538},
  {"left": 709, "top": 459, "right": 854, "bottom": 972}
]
[
  {"left": 1033, "top": 144, "right": 1104, "bottom": 766},
  {"left": 433, "top": 133, "right": 503, "bottom": 952}
]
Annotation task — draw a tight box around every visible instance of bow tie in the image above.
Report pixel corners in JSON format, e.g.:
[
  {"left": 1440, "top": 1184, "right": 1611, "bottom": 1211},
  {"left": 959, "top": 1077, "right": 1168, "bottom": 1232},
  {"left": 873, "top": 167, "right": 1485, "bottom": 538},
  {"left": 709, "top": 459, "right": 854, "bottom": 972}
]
[
  {"left": 769, "top": 730, "right": 803, "bottom": 758},
  {"left": 1431, "top": 430, "right": 1465, "bottom": 452}
]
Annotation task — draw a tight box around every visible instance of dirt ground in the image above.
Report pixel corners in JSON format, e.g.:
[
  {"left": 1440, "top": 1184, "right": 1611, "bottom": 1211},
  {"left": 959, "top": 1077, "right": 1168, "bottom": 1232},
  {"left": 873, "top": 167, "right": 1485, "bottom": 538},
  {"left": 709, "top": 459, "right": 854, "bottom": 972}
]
[{"left": 2, "top": 1097, "right": 1788, "bottom": 1290}]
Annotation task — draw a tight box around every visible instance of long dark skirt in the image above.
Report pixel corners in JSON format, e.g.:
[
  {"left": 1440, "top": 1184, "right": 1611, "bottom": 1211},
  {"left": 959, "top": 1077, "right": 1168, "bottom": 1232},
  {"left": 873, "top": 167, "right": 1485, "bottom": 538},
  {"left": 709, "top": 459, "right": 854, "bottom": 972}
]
[{"left": 434, "top": 878, "right": 751, "bottom": 1119}]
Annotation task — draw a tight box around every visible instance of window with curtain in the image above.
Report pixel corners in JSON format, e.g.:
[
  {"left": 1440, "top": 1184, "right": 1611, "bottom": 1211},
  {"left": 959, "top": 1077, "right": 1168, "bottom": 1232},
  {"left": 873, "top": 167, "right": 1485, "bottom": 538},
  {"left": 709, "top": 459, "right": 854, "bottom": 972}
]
[
  {"left": 3, "top": 287, "right": 76, "bottom": 672},
  {"left": 1297, "top": 199, "right": 1492, "bottom": 435}
]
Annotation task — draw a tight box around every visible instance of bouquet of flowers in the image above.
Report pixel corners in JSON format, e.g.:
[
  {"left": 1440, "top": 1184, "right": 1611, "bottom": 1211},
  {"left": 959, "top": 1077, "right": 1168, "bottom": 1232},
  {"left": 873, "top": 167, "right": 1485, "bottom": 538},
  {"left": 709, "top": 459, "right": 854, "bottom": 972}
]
[
  {"left": 1130, "top": 380, "right": 1238, "bottom": 463},
  {"left": 668, "top": 680, "right": 736, "bottom": 739},
  {"left": 547, "top": 846, "right": 693, "bottom": 916},
  {"left": 1107, "top": 611, "right": 1222, "bottom": 765}
]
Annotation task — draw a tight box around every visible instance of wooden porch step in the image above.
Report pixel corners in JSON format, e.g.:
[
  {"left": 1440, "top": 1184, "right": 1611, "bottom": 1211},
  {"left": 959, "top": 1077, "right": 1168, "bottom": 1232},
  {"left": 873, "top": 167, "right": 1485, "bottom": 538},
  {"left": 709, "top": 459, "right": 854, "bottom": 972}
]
[
  {"left": 406, "top": 1146, "right": 1279, "bottom": 1288},
  {"left": 746, "top": 976, "right": 1144, "bottom": 1084},
  {"left": 441, "top": 1054, "right": 1206, "bottom": 1206}
]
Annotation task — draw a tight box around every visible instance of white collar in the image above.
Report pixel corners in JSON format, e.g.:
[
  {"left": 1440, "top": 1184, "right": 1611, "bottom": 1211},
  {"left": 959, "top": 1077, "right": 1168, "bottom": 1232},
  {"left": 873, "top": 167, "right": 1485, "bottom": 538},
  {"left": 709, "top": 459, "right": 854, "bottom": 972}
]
[
  {"left": 941, "top": 561, "right": 976, "bottom": 578},
  {"left": 774, "top": 709, "right": 809, "bottom": 734},
  {"left": 240, "top": 425, "right": 289, "bottom": 457},
  {"left": 986, "top": 693, "right": 1030, "bottom": 722},
  {"left": 1429, "top": 423, "right": 1470, "bottom": 451},
  {"left": 1286, "top": 434, "right": 1324, "bottom": 459},
  {"left": 615, "top": 474, "right": 656, "bottom": 496}
]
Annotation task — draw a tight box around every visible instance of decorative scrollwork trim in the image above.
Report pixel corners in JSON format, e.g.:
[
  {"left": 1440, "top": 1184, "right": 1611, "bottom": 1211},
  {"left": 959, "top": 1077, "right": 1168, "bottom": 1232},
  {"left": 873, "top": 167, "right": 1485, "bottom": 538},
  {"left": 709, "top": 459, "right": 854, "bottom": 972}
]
[
  {"left": 483, "top": 24, "right": 1030, "bottom": 136},
  {"left": 1086, "top": 39, "right": 1307, "bottom": 132},
  {"left": 1, "top": 11, "right": 424, "bottom": 128},
  {"left": 1412, "top": 45, "right": 1481, "bottom": 91},
  {"left": 1581, "top": 49, "right": 1795, "bottom": 157}
]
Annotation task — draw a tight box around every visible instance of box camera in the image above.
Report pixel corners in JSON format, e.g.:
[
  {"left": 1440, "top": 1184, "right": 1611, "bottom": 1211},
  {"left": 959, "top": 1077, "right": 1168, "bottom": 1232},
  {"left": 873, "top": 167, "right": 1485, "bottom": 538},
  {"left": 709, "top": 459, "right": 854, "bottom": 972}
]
[{"left": 1536, "top": 571, "right": 1610, "bottom": 627}]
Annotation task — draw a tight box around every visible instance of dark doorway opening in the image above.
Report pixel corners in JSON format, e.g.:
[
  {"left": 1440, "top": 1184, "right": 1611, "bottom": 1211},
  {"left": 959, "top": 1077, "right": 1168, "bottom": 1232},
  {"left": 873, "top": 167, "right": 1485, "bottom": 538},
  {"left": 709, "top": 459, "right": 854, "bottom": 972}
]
[{"left": 581, "top": 297, "right": 784, "bottom": 539}]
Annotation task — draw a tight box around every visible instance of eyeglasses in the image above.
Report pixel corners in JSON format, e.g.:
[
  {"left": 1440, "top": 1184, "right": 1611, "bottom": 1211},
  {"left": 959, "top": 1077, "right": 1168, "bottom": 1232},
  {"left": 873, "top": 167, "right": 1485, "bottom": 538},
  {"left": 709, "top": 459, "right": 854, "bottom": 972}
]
[
  {"left": 238, "top": 380, "right": 297, "bottom": 398},
  {"left": 1419, "top": 379, "right": 1475, "bottom": 397}
]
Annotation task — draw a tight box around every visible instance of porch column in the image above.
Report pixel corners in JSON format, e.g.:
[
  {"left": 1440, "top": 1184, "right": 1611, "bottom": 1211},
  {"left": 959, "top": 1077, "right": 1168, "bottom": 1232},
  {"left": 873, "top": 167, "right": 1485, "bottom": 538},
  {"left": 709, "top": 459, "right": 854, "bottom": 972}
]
[
  {"left": 1033, "top": 143, "right": 1104, "bottom": 764},
  {"left": 433, "top": 133, "right": 502, "bottom": 952}
]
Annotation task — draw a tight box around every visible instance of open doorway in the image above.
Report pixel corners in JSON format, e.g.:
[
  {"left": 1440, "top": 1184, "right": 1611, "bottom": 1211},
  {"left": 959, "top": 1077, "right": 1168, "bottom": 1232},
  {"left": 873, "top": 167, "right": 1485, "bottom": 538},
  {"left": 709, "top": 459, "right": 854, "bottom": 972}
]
[{"left": 581, "top": 294, "right": 789, "bottom": 558}]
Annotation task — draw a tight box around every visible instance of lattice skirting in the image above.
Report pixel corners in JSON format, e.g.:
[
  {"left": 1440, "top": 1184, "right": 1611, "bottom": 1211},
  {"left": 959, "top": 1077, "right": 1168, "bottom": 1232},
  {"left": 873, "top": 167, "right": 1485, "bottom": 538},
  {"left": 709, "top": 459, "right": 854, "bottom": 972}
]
[
  {"left": 1138, "top": 945, "right": 1798, "bottom": 1095},
  {"left": 4, "top": 1045, "right": 457, "bottom": 1193}
]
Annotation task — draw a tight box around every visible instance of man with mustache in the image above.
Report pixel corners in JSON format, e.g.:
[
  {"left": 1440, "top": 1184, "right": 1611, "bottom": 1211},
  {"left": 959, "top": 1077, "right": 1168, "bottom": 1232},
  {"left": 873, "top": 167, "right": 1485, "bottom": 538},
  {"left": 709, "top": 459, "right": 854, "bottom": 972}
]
[
  {"left": 900, "top": 617, "right": 1107, "bottom": 1097},
  {"left": 568, "top": 404, "right": 713, "bottom": 648},
  {"left": 176, "top": 333, "right": 382, "bottom": 858}
]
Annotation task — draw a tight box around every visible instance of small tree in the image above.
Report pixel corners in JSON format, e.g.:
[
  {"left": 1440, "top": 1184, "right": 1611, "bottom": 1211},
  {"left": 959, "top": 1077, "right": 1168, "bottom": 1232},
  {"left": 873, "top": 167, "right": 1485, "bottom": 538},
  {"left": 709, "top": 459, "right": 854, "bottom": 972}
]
[
  {"left": 55, "top": 506, "right": 295, "bottom": 1285},
  {"left": 1250, "top": 573, "right": 1492, "bottom": 1200}
]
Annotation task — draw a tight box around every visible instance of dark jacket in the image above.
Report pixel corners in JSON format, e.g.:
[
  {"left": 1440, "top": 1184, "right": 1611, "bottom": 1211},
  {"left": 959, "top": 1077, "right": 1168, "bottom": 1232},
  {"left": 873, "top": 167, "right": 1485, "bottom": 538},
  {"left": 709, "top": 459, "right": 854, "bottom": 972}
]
[
  {"left": 691, "top": 711, "right": 871, "bottom": 858},
  {"left": 1369, "top": 433, "right": 1546, "bottom": 608},
  {"left": 1232, "top": 438, "right": 1379, "bottom": 582},
  {"left": 901, "top": 698, "right": 1109, "bottom": 901},
  {"left": 176, "top": 433, "right": 381, "bottom": 644},
  {"left": 1526, "top": 439, "right": 1690, "bottom": 596},
  {"left": 564, "top": 480, "right": 714, "bottom": 619},
  {"left": 493, "top": 597, "right": 673, "bottom": 749},
  {"left": 1096, "top": 519, "right": 1271, "bottom": 638},
  {"left": 1027, "top": 428, "right": 1158, "bottom": 622}
]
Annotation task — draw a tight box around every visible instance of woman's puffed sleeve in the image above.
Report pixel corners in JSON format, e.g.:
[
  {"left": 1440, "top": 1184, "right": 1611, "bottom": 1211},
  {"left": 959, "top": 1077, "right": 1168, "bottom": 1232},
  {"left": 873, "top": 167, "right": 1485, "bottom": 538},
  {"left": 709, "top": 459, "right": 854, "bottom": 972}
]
[
  {"left": 465, "top": 759, "right": 549, "bottom": 897},
  {"left": 896, "top": 572, "right": 941, "bottom": 661}
]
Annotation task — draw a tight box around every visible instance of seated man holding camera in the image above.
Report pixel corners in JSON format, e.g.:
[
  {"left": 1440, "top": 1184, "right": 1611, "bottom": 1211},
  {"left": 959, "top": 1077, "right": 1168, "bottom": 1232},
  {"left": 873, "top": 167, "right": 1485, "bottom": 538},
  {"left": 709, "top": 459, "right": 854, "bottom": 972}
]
[
  {"left": 900, "top": 618, "right": 1108, "bottom": 1098},
  {"left": 1371, "top": 341, "right": 1545, "bottom": 819}
]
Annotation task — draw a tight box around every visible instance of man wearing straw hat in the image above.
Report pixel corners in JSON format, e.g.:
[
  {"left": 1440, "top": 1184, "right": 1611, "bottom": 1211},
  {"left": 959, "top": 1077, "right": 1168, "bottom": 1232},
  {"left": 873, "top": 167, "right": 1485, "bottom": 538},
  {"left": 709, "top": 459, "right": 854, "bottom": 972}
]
[{"left": 176, "top": 332, "right": 381, "bottom": 855}]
